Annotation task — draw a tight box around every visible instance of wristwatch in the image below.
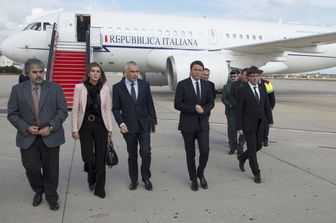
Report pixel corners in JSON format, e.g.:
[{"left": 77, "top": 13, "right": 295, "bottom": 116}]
[{"left": 50, "top": 125, "right": 54, "bottom": 132}]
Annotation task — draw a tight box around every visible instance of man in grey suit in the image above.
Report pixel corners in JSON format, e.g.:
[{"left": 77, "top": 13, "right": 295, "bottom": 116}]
[{"left": 7, "top": 58, "right": 68, "bottom": 210}]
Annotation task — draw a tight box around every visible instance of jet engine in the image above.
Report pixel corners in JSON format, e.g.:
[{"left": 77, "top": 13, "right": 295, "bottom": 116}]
[{"left": 166, "top": 53, "right": 229, "bottom": 91}]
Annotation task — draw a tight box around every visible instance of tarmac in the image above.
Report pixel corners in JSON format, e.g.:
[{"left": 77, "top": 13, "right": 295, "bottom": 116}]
[{"left": 0, "top": 75, "right": 335, "bottom": 223}]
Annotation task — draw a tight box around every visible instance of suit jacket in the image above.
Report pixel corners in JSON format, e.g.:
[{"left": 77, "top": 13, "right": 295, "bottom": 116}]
[
  {"left": 71, "top": 83, "right": 113, "bottom": 132},
  {"left": 209, "top": 81, "right": 216, "bottom": 99},
  {"left": 7, "top": 80, "right": 68, "bottom": 149},
  {"left": 112, "top": 79, "right": 157, "bottom": 133},
  {"left": 236, "top": 83, "right": 273, "bottom": 133},
  {"left": 174, "top": 77, "right": 214, "bottom": 133},
  {"left": 221, "top": 83, "right": 233, "bottom": 115}
]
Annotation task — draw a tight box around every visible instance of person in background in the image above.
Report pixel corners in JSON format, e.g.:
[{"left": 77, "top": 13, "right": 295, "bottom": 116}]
[
  {"left": 18, "top": 59, "right": 31, "bottom": 83},
  {"left": 202, "top": 68, "right": 216, "bottom": 99},
  {"left": 174, "top": 60, "right": 214, "bottom": 191},
  {"left": 112, "top": 61, "right": 157, "bottom": 191},
  {"left": 221, "top": 70, "right": 239, "bottom": 154},
  {"left": 7, "top": 58, "right": 68, "bottom": 210},
  {"left": 71, "top": 62, "right": 113, "bottom": 199},
  {"left": 258, "top": 70, "right": 276, "bottom": 147},
  {"left": 236, "top": 66, "right": 273, "bottom": 184},
  {"left": 77, "top": 15, "right": 89, "bottom": 42},
  {"left": 228, "top": 68, "right": 248, "bottom": 154}
]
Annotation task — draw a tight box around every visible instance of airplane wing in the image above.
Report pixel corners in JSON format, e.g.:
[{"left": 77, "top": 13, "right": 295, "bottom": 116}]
[{"left": 222, "top": 31, "right": 336, "bottom": 54}]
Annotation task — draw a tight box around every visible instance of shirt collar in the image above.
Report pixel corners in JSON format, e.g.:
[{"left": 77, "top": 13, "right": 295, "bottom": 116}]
[
  {"left": 248, "top": 82, "right": 258, "bottom": 88},
  {"left": 125, "top": 78, "right": 138, "bottom": 86},
  {"left": 190, "top": 76, "right": 200, "bottom": 84}
]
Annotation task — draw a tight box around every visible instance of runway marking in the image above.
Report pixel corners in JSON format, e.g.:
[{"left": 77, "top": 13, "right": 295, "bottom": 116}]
[
  {"left": 157, "top": 117, "right": 336, "bottom": 135},
  {"left": 61, "top": 140, "right": 76, "bottom": 223},
  {"left": 318, "top": 146, "right": 336, "bottom": 150},
  {"left": 262, "top": 150, "right": 336, "bottom": 186}
]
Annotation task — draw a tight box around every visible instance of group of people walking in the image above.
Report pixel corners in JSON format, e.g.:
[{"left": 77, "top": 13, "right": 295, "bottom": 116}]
[
  {"left": 221, "top": 66, "right": 274, "bottom": 183},
  {"left": 7, "top": 58, "right": 273, "bottom": 210}
]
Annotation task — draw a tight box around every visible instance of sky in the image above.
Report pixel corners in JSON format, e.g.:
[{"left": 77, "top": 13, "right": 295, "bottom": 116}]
[{"left": 1, "top": 0, "right": 336, "bottom": 72}]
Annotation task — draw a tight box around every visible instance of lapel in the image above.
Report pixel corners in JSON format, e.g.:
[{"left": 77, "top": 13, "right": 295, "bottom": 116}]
[
  {"left": 137, "top": 80, "right": 144, "bottom": 103},
  {"left": 23, "top": 81, "right": 35, "bottom": 114},
  {"left": 246, "top": 84, "right": 258, "bottom": 105},
  {"left": 187, "top": 78, "right": 198, "bottom": 100},
  {"left": 200, "top": 79, "right": 207, "bottom": 102},
  {"left": 120, "top": 79, "right": 135, "bottom": 104},
  {"left": 258, "top": 83, "right": 264, "bottom": 104},
  {"left": 39, "top": 81, "right": 50, "bottom": 110},
  {"left": 80, "top": 83, "right": 88, "bottom": 112}
]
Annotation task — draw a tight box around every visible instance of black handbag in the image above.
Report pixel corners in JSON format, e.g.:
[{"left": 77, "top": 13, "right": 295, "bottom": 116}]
[{"left": 106, "top": 139, "right": 118, "bottom": 168}]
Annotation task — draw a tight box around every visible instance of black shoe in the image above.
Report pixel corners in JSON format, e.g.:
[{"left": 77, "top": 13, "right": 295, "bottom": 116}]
[
  {"left": 237, "top": 154, "right": 245, "bottom": 172},
  {"left": 32, "top": 193, "right": 43, "bottom": 207},
  {"left": 198, "top": 175, "right": 208, "bottom": 189},
  {"left": 89, "top": 183, "right": 95, "bottom": 191},
  {"left": 48, "top": 200, "right": 60, "bottom": 211},
  {"left": 94, "top": 190, "right": 106, "bottom": 199},
  {"left": 228, "top": 148, "right": 235, "bottom": 155},
  {"left": 254, "top": 175, "right": 261, "bottom": 184},
  {"left": 191, "top": 180, "right": 198, "bottom": 191},
  {"left": 129, "top": 181, "right": 138, "bottom": 190},
  {"left": 143, "top": 179, "right": 153, "bottom": 191},
  {"left": 263, "top": 141, "right": 268, "bottom": 147}
]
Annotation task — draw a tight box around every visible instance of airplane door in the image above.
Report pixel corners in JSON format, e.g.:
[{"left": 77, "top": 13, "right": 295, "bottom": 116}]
[
  {"left": 58, "top": 12, "right": 76, "bottom": 42},
  {"left": 208, "top": 29, "right": 217, "bottom": 45},
  {"left": 90, "top": 27, "right": 102, "bottom": 47}
]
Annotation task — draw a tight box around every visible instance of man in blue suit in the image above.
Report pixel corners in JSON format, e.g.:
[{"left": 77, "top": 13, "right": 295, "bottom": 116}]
[
  {"left": 174, "top": 60, "right": 214, "bottom": 191},
  {"left": 7, "top": 58, "right": 68, "bottom": 210},
  {"left": 112, "top": 61, "right": 157, "bottom": 191}
]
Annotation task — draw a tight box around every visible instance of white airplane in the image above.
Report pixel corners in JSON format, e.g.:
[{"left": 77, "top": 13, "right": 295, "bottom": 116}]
[{"left": 1, "top": 10, "right": 336, "bottom": 91}]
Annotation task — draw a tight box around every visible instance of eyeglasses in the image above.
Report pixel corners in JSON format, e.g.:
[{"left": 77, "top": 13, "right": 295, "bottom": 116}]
[{"left": 31, "top": 70, "right": 44, "bottom": 74}]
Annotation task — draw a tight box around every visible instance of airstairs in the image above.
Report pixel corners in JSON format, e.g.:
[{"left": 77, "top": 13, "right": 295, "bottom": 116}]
[
  {"left": 51, "top": 42, "right": 86, "bottom": 108},
  {"left": 46, "top": 23, "right": 90, "bottom": 108}
]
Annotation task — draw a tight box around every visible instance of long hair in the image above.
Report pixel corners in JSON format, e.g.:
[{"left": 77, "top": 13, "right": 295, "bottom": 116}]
[{"left": 82, "top": 62, "right": 107, "bottom": 84}]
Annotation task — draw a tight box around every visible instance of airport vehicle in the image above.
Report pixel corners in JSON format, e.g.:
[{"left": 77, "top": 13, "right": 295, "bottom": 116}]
[{"left": 1, "top": 11, "right": 336, "bottom": 106}]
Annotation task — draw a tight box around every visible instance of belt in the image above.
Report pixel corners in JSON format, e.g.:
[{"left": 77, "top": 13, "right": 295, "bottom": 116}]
[{"left": 88, "top": 115, "right": 96, "bottom": 121}]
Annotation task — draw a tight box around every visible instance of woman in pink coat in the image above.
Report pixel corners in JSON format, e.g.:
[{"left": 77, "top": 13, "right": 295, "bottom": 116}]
[{"left": 71, "top": 62, "right": 113, "bottom": 198}]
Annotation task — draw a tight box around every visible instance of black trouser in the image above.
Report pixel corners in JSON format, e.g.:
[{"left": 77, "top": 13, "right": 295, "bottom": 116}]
[
  {"left": 79, "top": 117, "right": 107, "bottom": 196},
  {"left": 262, "top": 117, "right": 269, "bottom": 143},
  {"left": 20, "top": 136, "right": 59, "bottom": 203},
  {"left": 226, "top": 113, "right": 246, "bottom": 152},
  {"left": 239, "top": 119, "right": 263, "bottom": 176},
  {"left": 123, "top": 130, "right": 151, "bottom": 183},
  {"left": 181, "top": 131, "right": 209, "bottom": 181}
]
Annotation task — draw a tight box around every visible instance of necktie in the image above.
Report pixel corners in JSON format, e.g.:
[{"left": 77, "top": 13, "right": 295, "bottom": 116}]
[
  {"left": 253, "top": 86, "right": 260, "bottom": 103},
  {"left": 196, "top": 81, "right": 200, "bottom": 100},
  {"left": 32, "top": 87, "right": 40, "bottom": 127},
  {"left": 131, "top": 83, "right": 136, "bottom": 102}
]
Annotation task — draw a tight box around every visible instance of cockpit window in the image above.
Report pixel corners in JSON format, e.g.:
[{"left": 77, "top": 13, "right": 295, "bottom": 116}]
[
  {"left": 43, "top": 22, "right": 52, "bottom": 30},
  {"left": 23, "top": 22, "right": 42, "bottom": 31}
]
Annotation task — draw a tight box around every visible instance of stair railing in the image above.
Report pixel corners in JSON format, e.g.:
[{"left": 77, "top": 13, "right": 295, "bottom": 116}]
[
  {"left": 46, "top": 23, "right": 58, "bottom": 81},
  {"left": 85, "top": 27, "right": 91, "bottom": 67}
]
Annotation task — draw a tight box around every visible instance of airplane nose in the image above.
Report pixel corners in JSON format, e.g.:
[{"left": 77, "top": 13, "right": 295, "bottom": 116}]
[{"left": 0, "top": 38, "right": 11, "bottom": 58}]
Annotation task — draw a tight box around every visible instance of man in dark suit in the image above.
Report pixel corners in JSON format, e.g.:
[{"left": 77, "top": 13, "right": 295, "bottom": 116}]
[
  {"left": 202, "top": 68, "right": 216, "bottom": 99},
  {"left": 112, "top": 61, "right": 157, "bottom": 191},
  {"left": 7, "top": 58, "right": 68, "bottom": 210},
  {"left": 229, "top": 68, "right": 248, "bottom": 154},
  {"left": 236, "top": 66, "right": 273, "bottom": 184},
  {"left": 174, "top": 60, "right": 214, "bottom": 191}
]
